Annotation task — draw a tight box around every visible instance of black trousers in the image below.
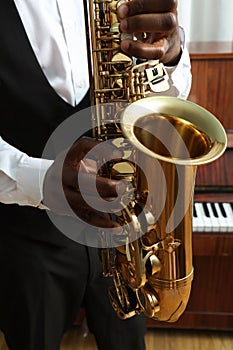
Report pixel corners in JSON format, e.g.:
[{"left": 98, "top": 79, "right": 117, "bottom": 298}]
[{"left": 0, "top": 234, "right": 146, "bottom": 350}]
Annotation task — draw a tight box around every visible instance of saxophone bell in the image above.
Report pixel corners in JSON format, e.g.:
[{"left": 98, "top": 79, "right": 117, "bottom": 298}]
[{"left": 116, "top": 96, "right": 227, "bottom": 322}]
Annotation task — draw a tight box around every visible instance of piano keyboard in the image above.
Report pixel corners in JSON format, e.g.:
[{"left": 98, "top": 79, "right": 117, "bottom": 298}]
[{"left": 193, "top": 202, "right": 233, "bottom": 232}]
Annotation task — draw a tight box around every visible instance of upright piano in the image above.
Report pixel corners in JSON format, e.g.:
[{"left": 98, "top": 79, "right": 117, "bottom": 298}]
[{"left": 148, "top": 42, "right": 233, "bottom": 331}]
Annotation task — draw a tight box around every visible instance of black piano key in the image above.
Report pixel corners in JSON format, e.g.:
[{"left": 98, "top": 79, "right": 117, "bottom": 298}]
[
  {"left": 211, "top": 203, "right": 219, "bottom": 217},
  {"left": 219, "top": 203, "right": 227, "bottom": 217},
  {"left": 193, "top": 204, "right": 197, "bottom": 217},
  {"left": 203, "top": 203, "right": 210, "bottom": 217}
]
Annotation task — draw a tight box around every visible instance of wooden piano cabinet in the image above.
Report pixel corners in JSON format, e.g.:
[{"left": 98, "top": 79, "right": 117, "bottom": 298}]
[
  {"left": 147, "top": 42, "right": 233, "bottom": 331},
  {"left": 187, "top": 41, "right": 233, "bottom": 146}
]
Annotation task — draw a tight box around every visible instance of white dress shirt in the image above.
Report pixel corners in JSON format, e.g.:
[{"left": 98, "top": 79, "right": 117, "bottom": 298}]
[
  {"left": 0, "top": 0, "right": 192, "bottom": 208},
  {"left": 14, "top": 0, "right": 89, "bottom": 107}
]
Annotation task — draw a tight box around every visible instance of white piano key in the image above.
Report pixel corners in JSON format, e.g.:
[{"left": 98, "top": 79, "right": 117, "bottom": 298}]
[
  {"left": 213, "top": 203, "right": 228, "bottom": 232},
  {"left": 203, "top": 202, "right": 218, "bottom": 232},
  {"left": 197, "top": 202, "right": 213, "bottom": 232},
  {"left": 192, "top": 203, "right": 199, "bottom": 232},
  {"left": 193, "top": 203, "right": 205, "bottom": 232},
  {"left": 206, "top": 203, "right": 221, "bottom": 232},
  {"left": 222, "top": 203, "right": 233, "bottom": 232}
]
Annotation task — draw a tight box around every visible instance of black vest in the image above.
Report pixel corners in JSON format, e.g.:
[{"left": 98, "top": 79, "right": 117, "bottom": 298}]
[{"left": 0, "top": 1, "right": 91, "bottom": 245}]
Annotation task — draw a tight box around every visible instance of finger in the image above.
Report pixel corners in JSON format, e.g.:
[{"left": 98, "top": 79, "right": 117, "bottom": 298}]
[
  {"left": 79, "top": 159, "right": 98, "bottom": 174},
  {"left": 87, "top": 142, "right": 123, "bottom": 162},
  {"left": 62, "top": 165, "right": 79, "bottom": 188},
  {"left": 67, "top": 137, "right": 100, "bottom": 161},
  {"left": 97, "top": 176, "right": 127, "bottom": 198},
  {"left": 66, "top": 190, "right": 121, "bottom": 228},
  {"left": 121, "top": 38, "right": 168, "bottom": 60},
  {"left": 78, "top": 209, "right": 120, "bottom": 229},
  {"left": 78, "top": 172, "right": 127, "bottom": 198},
  {"left": 119, "top": 13, "right": 177, "bottom": 34},
  {"left": 117, "top": 0, "right": 177, "bottom": 19},
  {"left": 67, "top": 137, "right": 122, "bottom": 163},
  {"left": 63, "top": 166, "right": 127, "bottom": 197},
  {"left": 74, "top": 192, "right": 126, "bottom": 214}
]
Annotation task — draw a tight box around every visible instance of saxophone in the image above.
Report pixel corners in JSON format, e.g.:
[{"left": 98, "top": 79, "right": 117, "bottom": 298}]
[{"left": 83, "top": 0, "right": 227, "bottom": 322}]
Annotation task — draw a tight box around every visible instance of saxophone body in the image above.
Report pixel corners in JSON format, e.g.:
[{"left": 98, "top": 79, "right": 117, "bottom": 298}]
[{"left": 84, "top": 0, "right": 227, "bottom": 322}]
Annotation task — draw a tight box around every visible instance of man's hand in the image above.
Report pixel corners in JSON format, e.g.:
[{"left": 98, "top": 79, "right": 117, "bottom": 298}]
[
  {"left": 43, "top": 137, "right": 125, "bottom": 229},
  {"left": 117, "top": 0, "right": 181, "bottom": 65}
]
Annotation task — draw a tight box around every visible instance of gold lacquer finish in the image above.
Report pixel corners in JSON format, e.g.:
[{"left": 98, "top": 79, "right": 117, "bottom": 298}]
[
  {"left": 120, "top": 96, "right": 227, "bottom": 321},
  {"left": 84, "top": 0, "right": 227, "bottom": 322}
]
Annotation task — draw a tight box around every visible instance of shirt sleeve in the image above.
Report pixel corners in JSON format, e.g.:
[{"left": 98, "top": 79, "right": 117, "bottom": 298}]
[
  {"left": 0, "top": 136, "right": 53, "bottom": 208},
  {"left": 162, "top": 27, "right": 192, "bottom": 100}
]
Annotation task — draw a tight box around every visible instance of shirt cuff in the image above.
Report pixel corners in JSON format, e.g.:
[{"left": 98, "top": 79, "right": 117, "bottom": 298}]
[
  {"left": 164, "top": 27, "right": 192, "bottom": 100},
  {"left": 16, "top": 156, "right": 53, "bottom": 207}
]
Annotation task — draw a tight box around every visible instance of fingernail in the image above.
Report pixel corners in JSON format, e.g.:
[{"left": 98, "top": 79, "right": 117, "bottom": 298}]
[
  {"left": 111, "top": 226, "right": 123, "bottom": 235},
  {"left": 112, "top": 149, "right": 122, "bottom": 159},
  {"left": 116, "top": 181, "right": 126, "bottom": 194},
  {"left": 117, "top": 4, "right": 128, "bottom": 19},
  {"left": 119, "top": 19, "right": 128, "bottom": 31},
  {"left": 120, "top": 40, "right": 130, "bottom": 52}
]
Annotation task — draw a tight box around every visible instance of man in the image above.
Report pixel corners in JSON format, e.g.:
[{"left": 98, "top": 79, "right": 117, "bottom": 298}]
[{"left": 0, "top": 1, "right": 191, "bottom": 350}]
